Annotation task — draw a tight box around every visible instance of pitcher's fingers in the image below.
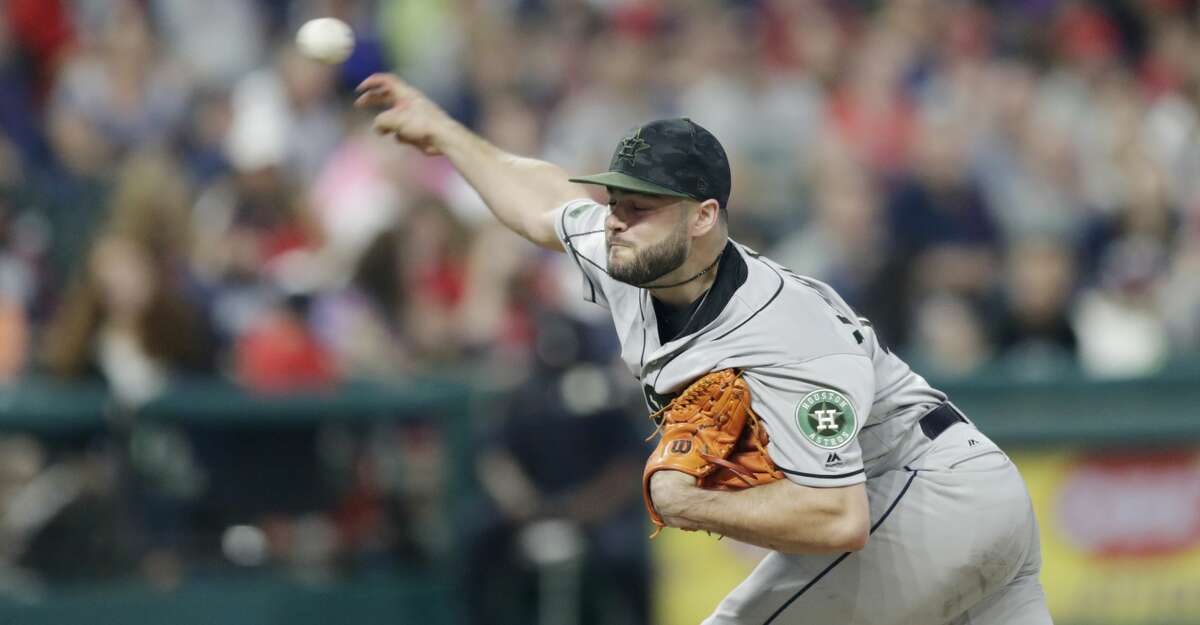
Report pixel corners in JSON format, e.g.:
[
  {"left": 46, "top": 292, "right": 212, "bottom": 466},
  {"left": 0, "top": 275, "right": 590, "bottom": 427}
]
[
  {"left": 354, "top": 88, "right": 391, "bottom": 108},
  {"left": 367, "top": 73, "right": 424, "bottom": 101},
  {"left": 372, "top": 111, "right": 411, "bottom": 137},
  {"left": 372, "top": 117, "right": 397, "bottom": 135},
  {"left": 355, "top": 73, "right": 396, "bottom": 94},
  {"left": 356, "top": 73, "right": 418, "bottom": 99}
]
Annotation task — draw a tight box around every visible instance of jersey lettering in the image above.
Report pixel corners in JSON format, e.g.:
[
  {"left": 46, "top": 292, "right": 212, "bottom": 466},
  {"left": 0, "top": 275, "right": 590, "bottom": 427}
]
[
  {"left": 779, "top": 269, "right": 883, "bottom": 351},
  {"left": 858, "top": 317, "right": 891, "bottom": 353}
]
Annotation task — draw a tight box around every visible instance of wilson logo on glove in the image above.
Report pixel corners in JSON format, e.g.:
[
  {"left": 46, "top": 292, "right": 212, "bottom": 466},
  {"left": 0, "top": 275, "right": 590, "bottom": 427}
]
[{"left": 669, "top": 440, "right": 693, "bottom": 454}]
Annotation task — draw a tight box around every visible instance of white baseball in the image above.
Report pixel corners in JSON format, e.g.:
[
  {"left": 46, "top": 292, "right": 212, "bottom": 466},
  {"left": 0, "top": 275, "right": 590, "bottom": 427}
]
[{"left": 296, "top": 17, "right": 355, "bottom": 64}]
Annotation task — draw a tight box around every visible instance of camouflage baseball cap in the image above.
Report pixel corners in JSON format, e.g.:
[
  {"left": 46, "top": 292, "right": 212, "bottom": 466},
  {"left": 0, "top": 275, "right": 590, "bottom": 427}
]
[{"left": 570, "top": 118, "right": 731, "bottom": 209}]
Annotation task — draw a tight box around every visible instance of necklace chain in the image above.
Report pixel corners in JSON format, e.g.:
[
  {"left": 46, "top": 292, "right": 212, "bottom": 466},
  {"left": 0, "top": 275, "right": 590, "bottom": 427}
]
[
  {"left": 641, "top": 250, "right": 722, "bottom": 289},
  {"left": 677, "top": 282, "right": 714, "bottom": 335}
]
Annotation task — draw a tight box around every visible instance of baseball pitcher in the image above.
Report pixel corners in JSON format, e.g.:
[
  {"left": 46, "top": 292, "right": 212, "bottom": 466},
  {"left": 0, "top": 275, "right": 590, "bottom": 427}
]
[{"left": 357, "top": 73, "right": 1053, "bottom": 625}]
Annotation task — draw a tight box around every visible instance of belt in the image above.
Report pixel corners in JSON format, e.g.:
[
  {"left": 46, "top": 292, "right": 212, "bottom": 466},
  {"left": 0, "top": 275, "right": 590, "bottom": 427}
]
[{"left": 919, "top": 402, "right": 969, "bottom": 440}]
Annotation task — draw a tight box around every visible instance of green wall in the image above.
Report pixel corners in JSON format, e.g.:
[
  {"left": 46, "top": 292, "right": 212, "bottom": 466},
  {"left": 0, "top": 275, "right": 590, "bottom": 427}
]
[{"left": 0, "top": 362, "right": 1196, "bottom": 623}]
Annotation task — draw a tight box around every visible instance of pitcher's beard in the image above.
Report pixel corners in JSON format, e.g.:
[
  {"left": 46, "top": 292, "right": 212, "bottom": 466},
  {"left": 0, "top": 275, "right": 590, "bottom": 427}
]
[{"left": 607, "top": 221, "right": 689, "bottom": 287}]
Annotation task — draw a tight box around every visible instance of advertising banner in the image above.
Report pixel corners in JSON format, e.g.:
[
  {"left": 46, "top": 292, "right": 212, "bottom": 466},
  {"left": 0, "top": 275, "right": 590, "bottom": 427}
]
[{"left": 1021, "top": 449, "right": 1200, "bottom": 625}]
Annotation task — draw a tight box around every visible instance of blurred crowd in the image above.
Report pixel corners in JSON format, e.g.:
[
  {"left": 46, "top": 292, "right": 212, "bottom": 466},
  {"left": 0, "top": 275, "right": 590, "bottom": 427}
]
[
  {"left": 0, "top": 0, "right": 1197, "bottom": 393},
  {"left": 0, "top": 0, "right": 1197, "bottom": 607}
]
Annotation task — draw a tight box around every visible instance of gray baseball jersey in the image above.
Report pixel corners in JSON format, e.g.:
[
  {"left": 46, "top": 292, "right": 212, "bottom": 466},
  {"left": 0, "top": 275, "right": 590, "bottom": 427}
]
[
  {"left": 555, "top": 198, "right": 1052, "bottom": 625},
  {"left": 556, "top": 198, "right": 946, "bottom": 485}
]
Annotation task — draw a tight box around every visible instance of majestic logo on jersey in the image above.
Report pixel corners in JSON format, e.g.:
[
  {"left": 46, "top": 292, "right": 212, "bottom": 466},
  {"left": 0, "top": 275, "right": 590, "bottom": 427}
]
[
  {"left": 796, "top": 389, "right": 857, "bottom": 450},
  {"left": 614, "top": 130, "right": 651, "bottom": 166}
]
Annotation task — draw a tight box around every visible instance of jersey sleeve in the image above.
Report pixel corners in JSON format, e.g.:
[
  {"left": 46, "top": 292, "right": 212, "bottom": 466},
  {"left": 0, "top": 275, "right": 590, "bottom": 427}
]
[
  {"left": 553, "top": 198, "right": 611, "bottom": 309},
  {"left": 746, "top": 354, "right": 875, "bottom": 488}
]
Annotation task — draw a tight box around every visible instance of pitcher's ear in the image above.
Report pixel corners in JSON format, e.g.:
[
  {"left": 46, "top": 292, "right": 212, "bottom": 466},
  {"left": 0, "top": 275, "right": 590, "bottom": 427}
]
[{"left": 691, "top": 199, "right": 722, "bottom": 236}]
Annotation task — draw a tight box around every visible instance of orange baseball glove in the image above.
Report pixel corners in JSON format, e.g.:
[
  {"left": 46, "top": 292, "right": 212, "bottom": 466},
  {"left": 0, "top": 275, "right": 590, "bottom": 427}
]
[{"left": 642, "top": 369, "right": 784, "bottom": 537}]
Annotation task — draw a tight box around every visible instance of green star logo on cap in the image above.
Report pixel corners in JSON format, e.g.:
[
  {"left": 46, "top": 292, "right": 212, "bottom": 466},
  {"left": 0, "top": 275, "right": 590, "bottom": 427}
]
[
  {"left": 795, "top": 389, "right": 857, "bottom": 450},
  {"left": 614, "top": 130, "right": 651, "bottom": 166}
]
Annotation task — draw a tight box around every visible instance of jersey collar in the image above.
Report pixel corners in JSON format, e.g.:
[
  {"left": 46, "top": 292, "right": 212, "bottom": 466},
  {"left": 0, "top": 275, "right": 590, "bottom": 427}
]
[{"left": 650, "top": 240, "right": 746, "bottom": 343}]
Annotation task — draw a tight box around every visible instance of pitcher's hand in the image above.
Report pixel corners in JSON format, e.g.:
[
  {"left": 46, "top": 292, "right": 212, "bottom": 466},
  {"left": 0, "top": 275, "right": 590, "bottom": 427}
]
[{"left": 355, "top": 73, "right": 452, "bottom": 155}]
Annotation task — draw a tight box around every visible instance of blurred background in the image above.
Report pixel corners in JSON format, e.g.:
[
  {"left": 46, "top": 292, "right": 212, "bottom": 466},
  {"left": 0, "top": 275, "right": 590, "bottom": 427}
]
[{"left": 0, "top": 0, "right": 1197, "bottom": 623}]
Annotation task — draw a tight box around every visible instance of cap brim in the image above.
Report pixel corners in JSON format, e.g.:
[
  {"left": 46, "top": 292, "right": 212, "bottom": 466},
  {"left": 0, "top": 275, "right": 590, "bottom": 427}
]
[{"left": 568, "top": 172, "right": 693, "bottom": 199}]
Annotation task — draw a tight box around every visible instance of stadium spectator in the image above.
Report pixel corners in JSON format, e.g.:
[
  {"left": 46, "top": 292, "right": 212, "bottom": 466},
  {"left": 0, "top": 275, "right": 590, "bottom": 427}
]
[
  {"left": 40, "top": 152, "right": 213, "bottom": 405},
  {"left": 991, "top": 235, "right": 1081, "bottom": 375},
  {"left": 458, "top": 311, "right": 648, "bottom": 625}
]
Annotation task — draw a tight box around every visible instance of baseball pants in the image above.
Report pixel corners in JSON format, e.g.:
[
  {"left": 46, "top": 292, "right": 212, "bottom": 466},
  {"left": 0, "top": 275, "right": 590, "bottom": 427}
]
[{"left": 703, "top": 424, "right": 1053, "bottom": 625}]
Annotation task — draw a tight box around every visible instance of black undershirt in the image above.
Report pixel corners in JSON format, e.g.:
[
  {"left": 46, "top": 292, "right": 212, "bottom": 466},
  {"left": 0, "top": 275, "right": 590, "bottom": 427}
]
[
  {"left": 651, "top": 241, "right": 746, "bottom": 344},
  {"left": 653, "top": 287, "right": 708, "bottom": 344}
]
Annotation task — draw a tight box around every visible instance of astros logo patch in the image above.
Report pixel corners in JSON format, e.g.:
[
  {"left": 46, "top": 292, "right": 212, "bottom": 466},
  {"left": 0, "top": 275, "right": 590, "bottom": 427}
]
[{"left": 795, "top": 389, "right": 857, "bottom": 450}]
